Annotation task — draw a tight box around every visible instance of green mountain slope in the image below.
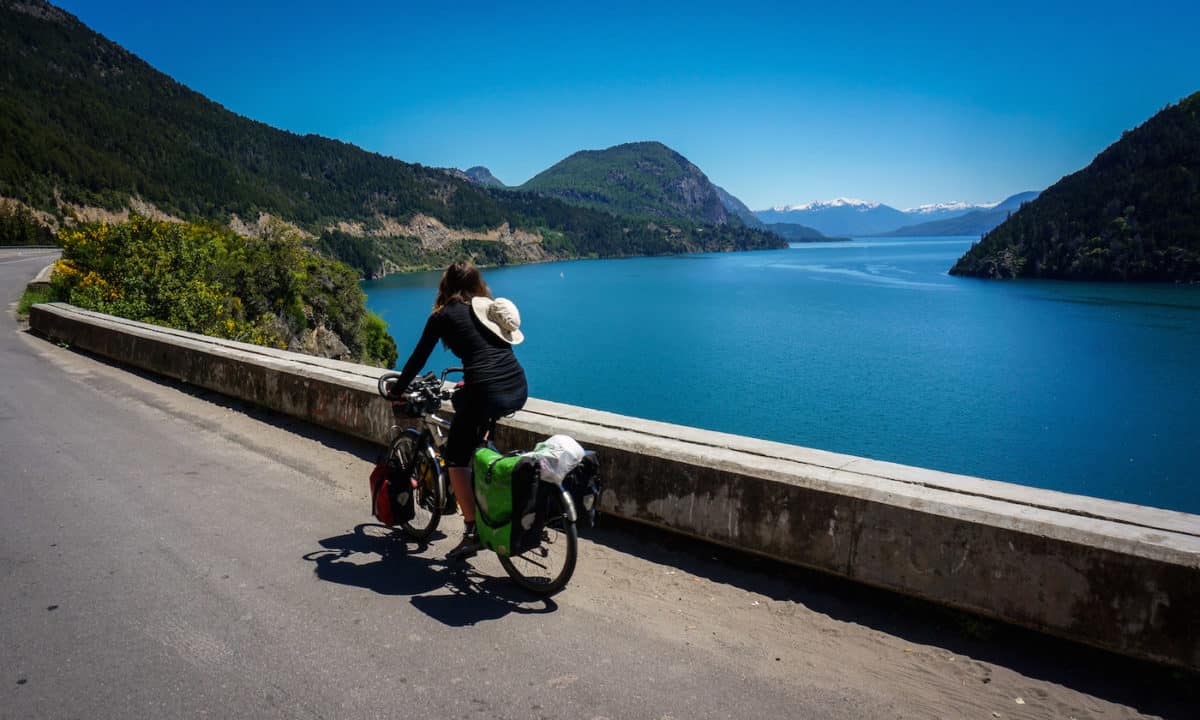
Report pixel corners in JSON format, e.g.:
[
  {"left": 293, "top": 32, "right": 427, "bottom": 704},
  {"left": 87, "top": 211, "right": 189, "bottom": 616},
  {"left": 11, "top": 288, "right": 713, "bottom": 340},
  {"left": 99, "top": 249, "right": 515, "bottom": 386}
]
[
  {"left": 950, "top": 93, "right": 1200, "bottom": 281},
  {"left": 520, "top": 142, "right": 731, "bottom": 225},
  {"left": 0, "top": 1, "right": 451, "bottom": 225},
  {"left": 0, "top": 1, "right": 783, "bottom": 265}
]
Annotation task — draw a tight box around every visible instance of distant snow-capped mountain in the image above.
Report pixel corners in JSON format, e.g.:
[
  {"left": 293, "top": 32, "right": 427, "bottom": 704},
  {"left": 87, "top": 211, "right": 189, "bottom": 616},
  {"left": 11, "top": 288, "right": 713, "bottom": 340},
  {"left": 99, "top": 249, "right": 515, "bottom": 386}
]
[
  {"left": 771, "top": 197, "right": 881, "bottom": 212},
  {"left": 756, "top": 199, "right": 908, "bottom": 236},
  {"left": 904, "top": 200, "right": 1001, "bottom": 215},
  {"left": 879, "top": 191, "right": 1041, "bottom": 237},
  {"left": 754, "top": 196, "right": 1021, "bottom": 237}
]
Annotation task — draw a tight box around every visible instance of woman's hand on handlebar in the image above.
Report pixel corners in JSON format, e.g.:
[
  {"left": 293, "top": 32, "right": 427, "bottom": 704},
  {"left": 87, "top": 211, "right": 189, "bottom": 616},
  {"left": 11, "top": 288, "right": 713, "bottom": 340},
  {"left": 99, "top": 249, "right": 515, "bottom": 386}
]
[
  {"left": 377, "top": 371, "right": 404, "bottom": 399},
  {"left": 379, "top": 367, "right": 456, "bottom": 404}
]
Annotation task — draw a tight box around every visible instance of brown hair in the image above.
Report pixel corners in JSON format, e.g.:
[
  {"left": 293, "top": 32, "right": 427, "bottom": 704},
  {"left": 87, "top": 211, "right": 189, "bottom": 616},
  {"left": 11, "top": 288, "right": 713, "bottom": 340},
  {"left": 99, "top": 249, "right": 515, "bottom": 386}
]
[{"left": 433, "top": 260, "right": 491, "bottom": 313}]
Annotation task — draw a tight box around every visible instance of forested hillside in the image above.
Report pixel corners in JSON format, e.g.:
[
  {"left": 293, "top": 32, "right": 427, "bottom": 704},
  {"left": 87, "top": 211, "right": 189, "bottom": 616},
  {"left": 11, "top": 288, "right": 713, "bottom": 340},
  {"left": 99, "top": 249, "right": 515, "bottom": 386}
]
[
  {"left": 520, "top": 142, "right": 734, "bottom": 226},
  {"left": 950, "top": 93, "right": 1200, "bottom": 281},
  {"left": 0, "top": 1, "right": 783, "bottom": 266}
]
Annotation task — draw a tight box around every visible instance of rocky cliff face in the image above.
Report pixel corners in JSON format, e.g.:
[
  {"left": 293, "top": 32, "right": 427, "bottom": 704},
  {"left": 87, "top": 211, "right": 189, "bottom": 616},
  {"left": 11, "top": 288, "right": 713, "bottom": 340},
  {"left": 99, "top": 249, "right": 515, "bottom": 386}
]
[
  {"left": 667, "top": 173, "right": 728, "bottom": 225},
  {"left": 713, "top": 185, "right": 763, "bottom": 227},
  {"left": 463, "top": 166, "right": 506, "bottom": 187}
]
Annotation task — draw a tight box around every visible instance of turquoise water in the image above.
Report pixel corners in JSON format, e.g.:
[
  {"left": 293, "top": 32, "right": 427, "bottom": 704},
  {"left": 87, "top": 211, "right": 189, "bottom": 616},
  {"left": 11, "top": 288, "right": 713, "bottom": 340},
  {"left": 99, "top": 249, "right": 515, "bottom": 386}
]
[{"left": 363, "top": 238, "right": 1200, "bottom": 514}]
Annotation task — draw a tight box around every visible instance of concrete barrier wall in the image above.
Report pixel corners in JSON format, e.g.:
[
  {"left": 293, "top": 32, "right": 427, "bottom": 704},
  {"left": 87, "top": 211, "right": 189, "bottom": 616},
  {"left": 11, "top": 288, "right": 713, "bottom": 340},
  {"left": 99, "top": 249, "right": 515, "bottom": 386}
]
[{"left": 28, "top": 302, "right": 1200, "bottom": 670}]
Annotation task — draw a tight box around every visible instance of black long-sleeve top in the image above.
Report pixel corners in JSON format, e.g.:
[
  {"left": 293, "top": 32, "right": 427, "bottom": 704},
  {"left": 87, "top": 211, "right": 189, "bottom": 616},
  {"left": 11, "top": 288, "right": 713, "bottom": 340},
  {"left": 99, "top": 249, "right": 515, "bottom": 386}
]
[{"left": 393, "top": 300, "right": 527, "bottom": 397}]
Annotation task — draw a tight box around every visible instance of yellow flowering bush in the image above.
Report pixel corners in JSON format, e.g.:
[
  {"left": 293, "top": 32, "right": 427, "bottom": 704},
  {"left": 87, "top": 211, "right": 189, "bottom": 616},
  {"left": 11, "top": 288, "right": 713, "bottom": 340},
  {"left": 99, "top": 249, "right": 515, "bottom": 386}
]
[{"left": 45, "top": 215, "right": 397, "bottom": 366}]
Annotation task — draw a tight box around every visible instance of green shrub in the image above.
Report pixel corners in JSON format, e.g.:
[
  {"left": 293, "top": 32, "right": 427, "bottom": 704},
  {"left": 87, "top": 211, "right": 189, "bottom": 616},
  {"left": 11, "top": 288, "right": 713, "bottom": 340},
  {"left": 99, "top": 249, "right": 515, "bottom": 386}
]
[
  {"left": 361, "top": 312, "right": 399, "bottom": 368},
  {"left": 51, "top": 216, "right": 398, "bottom": 366}
]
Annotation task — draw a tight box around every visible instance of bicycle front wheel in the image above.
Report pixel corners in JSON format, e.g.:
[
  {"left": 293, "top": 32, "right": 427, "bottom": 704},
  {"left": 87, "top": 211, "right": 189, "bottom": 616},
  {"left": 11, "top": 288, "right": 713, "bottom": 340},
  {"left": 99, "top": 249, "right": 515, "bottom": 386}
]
[
  {"left": 499, "top": 489, "right": 578, "bottom": 596},
  {"left": 393, "top": 434, "right": 443, "bottom": 541}
]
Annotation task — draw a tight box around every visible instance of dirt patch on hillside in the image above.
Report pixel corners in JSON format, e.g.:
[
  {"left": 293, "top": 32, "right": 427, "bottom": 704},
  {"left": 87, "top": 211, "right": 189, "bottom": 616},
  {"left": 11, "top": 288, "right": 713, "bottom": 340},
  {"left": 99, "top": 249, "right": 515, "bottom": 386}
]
[
  {"left": 228, "top": 212, "right": 314, "bottom": 239},
  {"left": 0, "top": 196, "right": 61, "bottom": 231},
  {"left": 3, "top": 194, "right": 186, "bottom": 231},
  {"left": 64, "top": 197, "right": 185, "bottom": 226},
  {"left": 331, "top": 213, "right": 546, "bottom": 262}
]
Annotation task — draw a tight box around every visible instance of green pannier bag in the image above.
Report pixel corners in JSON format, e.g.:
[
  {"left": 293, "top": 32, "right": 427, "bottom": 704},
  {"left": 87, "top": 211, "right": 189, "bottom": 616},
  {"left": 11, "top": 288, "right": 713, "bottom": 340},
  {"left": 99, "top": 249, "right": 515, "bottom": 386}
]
[{"left": 472, "top": 447, "right": 538, "bottom": 557}]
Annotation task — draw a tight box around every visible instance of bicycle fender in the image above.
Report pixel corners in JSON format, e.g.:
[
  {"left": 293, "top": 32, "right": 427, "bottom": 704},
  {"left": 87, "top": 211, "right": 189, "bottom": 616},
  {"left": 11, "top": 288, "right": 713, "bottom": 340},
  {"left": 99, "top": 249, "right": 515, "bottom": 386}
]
[{"left": 558, "top": 488, "right": 579, "bottom": 523}]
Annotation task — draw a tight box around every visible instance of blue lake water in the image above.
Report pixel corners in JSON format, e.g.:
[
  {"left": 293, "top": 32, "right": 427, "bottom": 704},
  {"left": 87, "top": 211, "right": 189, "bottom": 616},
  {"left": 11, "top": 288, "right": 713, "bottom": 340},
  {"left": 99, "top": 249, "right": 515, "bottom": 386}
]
[{"left": 363, "top": 238, "right": 1200, "bottom": 514}]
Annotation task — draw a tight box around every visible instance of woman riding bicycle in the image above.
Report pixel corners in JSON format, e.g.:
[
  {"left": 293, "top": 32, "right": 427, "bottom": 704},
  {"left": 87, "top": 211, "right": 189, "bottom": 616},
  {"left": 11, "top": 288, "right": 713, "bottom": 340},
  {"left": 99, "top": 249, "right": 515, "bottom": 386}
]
[{"left": 387, "top": 260, "right": 527, "bottom": 560}]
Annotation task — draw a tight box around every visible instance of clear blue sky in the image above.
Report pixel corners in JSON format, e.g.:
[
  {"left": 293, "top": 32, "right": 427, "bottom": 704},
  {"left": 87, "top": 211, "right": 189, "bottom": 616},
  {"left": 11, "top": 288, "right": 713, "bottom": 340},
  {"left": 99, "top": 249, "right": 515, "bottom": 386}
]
[{"left": 56, "top": 0, "right": 1199, "bottom": 210}]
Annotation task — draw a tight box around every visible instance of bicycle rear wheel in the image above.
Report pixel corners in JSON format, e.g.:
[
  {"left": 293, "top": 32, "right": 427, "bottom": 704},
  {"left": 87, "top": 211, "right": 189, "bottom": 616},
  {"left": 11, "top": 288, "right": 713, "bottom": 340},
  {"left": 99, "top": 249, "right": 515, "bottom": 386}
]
[
  {"left": 392, "top": 433, "right": 442, "bottom": 541},
  {"left": 499, "top": 489, "right": 578, "bottom": 596}
]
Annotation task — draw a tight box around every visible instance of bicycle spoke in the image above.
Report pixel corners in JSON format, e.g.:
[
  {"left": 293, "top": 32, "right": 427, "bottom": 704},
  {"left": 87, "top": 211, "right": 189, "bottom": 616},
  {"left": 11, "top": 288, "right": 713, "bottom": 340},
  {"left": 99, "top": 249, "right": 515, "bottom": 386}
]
[{"left": 512, "top": 555, "right": 550, "bottom": 571}]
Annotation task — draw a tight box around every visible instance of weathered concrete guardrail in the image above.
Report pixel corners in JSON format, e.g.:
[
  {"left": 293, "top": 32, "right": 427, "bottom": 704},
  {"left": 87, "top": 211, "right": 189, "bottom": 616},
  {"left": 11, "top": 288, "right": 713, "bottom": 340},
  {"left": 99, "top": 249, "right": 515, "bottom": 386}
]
[{"left": 28, "top": 302, "right": 1200, "bottom": 670}]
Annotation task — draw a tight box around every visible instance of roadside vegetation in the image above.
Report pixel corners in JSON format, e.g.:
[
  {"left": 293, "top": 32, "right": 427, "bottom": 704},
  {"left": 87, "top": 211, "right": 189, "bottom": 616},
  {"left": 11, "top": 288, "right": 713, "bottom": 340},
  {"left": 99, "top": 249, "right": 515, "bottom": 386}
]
[
  {"left": 33, "top": 216, "right": 397, "bottom": 367},
  {"left": 16, "top": 284, "right": 56, "bottom": 317}
]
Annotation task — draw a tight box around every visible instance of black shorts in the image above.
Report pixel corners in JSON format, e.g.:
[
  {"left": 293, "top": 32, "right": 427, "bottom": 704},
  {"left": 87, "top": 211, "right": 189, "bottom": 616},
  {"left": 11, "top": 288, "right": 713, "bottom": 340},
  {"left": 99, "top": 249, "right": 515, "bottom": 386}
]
[{"left": 442, "top": 385, "right": 528, "bottom": 467}]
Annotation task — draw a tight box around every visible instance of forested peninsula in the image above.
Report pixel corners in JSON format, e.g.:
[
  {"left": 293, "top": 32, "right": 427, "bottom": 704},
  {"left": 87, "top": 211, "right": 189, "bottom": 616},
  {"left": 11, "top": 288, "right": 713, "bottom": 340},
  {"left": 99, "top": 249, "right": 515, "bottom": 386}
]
[{"left": 950, "top": 92, "right": 1200, "bottom": 282}]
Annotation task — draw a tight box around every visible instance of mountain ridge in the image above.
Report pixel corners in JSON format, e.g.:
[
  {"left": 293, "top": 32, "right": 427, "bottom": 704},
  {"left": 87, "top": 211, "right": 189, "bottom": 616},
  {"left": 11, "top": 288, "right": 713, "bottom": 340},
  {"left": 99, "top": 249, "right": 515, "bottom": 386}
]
[
  {"left": 875, "top": 192, "right": 1040, "bottom": 237},
  {"left": 519, "top": 141, "right": 732, "bottom": 226},
  {"left": 464, "top": 166, "right": 506, "bottom": 188},
  {"left": 764, "top": 222, "right": 841, "bottom": 242},
  {"left": 756, "top": 194, "right": 1042, "bottom": 237},
  {"left": 768, "top": 198, "right": 882, "bottom": 212},
  {"left": 714, "top": 185, "right": 763, "bottom": 227},
  {"left": 755, "top": 201, "right": 910, "bottom": 236},
  {"left": 0, "top": 1, "right": 784, "bottom": 273}
]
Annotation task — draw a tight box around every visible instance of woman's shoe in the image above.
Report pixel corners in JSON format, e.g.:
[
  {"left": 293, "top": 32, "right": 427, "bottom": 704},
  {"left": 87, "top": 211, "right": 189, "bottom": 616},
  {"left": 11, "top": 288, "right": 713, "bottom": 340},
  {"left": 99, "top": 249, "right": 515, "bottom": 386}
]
[{"left": 446, "top": 530, "right": 481, "bottom": 561}]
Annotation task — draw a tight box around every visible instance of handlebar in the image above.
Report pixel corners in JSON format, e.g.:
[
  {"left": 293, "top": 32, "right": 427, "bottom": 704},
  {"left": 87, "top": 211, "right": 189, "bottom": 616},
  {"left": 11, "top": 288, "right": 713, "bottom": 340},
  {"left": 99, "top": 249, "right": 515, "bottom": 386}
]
[
  {"left": 377, "top": 372, "right": 403, "bottom": 399},
  {"left": 377, "top": 368, "right": 461, "bottom": 418}
]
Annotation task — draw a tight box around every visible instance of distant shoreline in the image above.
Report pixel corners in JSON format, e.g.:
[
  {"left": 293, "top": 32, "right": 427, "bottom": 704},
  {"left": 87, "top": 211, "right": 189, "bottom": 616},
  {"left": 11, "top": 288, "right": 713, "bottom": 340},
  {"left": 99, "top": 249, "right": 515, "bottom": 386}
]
[{"left": 362, "top": 242, "right": 793, "bottom": 280}]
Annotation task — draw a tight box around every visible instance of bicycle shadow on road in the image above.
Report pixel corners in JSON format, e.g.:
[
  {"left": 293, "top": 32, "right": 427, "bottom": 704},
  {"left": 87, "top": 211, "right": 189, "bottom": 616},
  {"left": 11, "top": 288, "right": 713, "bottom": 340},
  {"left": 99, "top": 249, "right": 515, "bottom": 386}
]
[{"left": 304, "top": 523, "right": 556, "bottom": 627}]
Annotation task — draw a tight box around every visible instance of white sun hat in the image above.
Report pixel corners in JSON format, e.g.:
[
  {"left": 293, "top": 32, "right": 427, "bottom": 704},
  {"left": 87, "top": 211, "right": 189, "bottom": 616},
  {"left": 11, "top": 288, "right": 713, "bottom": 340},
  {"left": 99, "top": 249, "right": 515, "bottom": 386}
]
[{"left": 471, "top": 296, "right": 525, "bottom": 345}]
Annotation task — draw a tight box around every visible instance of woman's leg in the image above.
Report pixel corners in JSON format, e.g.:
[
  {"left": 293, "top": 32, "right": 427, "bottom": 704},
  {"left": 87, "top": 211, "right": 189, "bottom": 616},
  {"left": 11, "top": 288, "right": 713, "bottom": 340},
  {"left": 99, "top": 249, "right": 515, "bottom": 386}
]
[
  {"left": 448, "top": 465, "right": 475, "bottom": 523},
  {"left": 446, "top": 464, "right": 481, "bottom": 559},
  {"left": 445, "top": 387, "right": 484, "bottom": 527}
]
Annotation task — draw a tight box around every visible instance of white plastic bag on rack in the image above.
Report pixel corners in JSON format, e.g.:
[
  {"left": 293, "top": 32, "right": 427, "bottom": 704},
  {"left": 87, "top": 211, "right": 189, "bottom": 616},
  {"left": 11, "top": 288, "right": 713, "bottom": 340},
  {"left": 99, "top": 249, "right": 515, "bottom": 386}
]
[{"left": 524, "top": 434, "right": 585, "bottom": 485}]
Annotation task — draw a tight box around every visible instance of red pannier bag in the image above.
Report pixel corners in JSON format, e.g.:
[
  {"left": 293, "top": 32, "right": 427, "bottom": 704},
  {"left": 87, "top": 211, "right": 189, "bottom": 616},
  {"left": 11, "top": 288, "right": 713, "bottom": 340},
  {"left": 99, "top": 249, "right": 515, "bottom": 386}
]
[{"left": 369, "top": 451, "right": 416, "bottom": 526}]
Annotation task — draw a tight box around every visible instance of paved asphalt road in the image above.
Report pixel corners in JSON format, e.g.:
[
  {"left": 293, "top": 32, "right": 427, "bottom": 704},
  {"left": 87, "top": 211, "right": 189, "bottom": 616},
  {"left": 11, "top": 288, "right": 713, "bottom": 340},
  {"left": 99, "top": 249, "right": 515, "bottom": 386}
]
[{"left": 0, "top": 247, "right": 1194, "bottom": 720}]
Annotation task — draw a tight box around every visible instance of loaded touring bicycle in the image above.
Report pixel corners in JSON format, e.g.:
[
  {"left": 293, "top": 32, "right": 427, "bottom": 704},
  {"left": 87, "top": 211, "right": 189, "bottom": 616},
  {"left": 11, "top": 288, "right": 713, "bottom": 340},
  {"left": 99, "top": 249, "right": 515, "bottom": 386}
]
[{"left": 369, "top": 368, "right": 601, "bottom": 595}]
